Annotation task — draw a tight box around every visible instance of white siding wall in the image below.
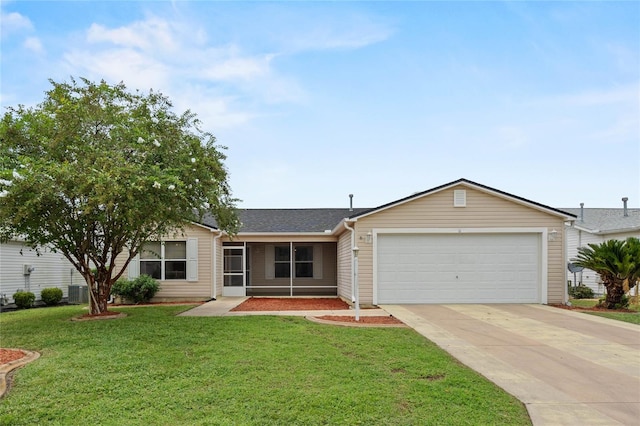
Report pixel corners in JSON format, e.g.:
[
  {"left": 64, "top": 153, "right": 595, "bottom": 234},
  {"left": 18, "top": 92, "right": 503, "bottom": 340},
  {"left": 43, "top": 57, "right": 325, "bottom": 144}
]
[
  {"left": 566, "top": 227, "right": 640, "bottom": 295},
  {"left": 0, "top": 241, "right": 84, "bottom": 304}
]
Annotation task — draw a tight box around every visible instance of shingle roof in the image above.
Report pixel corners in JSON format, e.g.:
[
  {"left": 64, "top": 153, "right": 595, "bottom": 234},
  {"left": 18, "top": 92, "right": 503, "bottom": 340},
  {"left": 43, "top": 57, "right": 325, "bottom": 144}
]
[
  {"left": 200, "top": 208, "right": 370, "bottom": 233},
  {"left": 561, "top": 208, "right": 640, "bottom": 234}
]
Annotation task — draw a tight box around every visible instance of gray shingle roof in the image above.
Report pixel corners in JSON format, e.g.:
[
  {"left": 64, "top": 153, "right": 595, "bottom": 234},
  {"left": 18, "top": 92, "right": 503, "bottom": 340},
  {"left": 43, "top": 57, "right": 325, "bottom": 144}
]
[
  {"left": 561, "top": 208, "right": 640, "bottom": 234},
  {"left": 199, "top": 208, "right": 370, "bottom": 233}
]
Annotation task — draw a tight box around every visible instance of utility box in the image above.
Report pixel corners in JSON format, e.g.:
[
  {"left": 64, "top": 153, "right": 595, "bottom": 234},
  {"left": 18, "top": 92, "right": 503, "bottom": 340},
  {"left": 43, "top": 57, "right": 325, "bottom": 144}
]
[
  {"left": 68, "top": 285, "right": 89, "bottom": 304},
  {"left": 23, "top": 264, "right": 35, "bottom": 275}
]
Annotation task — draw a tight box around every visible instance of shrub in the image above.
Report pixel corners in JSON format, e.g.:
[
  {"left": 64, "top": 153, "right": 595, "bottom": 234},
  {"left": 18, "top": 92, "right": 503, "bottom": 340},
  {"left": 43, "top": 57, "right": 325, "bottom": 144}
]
[
  {"left": 569, "top": 285, "right": 594, "bottom": 299},
  {"left": 41, "top": 287, "right": 64, "bottom": 306},
  {"left": 111, "top": 275, "right": 160, "bottom": 304},
  {"left": 597, "top": 294, "right": 629, "bottom": 309},
  {"left": 13, "top": 291, "right": 36, "bottom": 309}
]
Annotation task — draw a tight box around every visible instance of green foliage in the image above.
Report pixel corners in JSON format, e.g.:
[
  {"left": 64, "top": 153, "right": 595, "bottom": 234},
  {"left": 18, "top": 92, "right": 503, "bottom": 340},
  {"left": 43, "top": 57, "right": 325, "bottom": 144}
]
[
  {"left": 111, "top": 275, "right": 160, "bottom": 304},
  {"left": 569, "top": 284, "right": 595, "bottom": 299},
  {"left": 598, "top": 295, "right": 629, "bottom": 310},
  {"left": 12, "top": 291, "right": 35, "bottom": 309},
  {"left": 0, "top": 307, "right": 530, "bottom": 425},
  {"left": 40, "top": 287, "right": 63, "bottom": 305},
  {"left": 0, "top": 77, "right": 238, "bottom": 314},
  {"left": 573, "top": 237, "right": 640, "bottom": 309}
]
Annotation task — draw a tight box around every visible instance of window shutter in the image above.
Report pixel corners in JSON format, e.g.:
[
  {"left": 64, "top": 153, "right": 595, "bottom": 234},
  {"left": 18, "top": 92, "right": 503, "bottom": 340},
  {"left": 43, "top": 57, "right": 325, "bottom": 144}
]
[
  {"left": 128, "top": 253, "right": 140, "bottom": 279},
  {"left": 186, "top": 238, "right": 198, "bottom": 282},
  {"left": 313, "top": 244, "right": 323, "bottom": 280},
  {"left": 265, "top": 245, "right": 275, "bottom": 280}
]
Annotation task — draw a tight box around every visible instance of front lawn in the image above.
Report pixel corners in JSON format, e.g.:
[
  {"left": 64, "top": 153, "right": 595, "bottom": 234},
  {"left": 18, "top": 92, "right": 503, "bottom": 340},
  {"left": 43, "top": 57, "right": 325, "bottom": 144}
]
[
  {"left": 0, "top": 306, "right": 530, "bottom": 425},
  {"left": 570, "top": 298, "right": 640, "bottom": 325}
]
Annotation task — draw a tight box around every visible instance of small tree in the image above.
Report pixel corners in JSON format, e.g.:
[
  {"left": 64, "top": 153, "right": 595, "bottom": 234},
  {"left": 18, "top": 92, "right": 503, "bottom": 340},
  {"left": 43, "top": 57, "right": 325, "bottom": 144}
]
[
  {"left": 573, "top": 237, "right": 640, "bottom": 309},
  {"left": 0, "top": 78, "right": 238, "bottom": 314}
]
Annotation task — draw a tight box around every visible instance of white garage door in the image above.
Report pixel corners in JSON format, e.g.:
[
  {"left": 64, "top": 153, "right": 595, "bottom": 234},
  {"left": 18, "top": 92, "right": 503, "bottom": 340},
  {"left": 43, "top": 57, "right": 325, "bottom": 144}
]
[{"left": 377, "top": 233, "right": 540, "bottom": 304}]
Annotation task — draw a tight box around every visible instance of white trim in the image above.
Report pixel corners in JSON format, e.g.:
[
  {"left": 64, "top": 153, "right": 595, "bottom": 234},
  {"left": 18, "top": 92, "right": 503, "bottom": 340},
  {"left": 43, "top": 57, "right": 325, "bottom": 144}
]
[{"left": 372, "top": 227, "right": 548, "bottom": 305}]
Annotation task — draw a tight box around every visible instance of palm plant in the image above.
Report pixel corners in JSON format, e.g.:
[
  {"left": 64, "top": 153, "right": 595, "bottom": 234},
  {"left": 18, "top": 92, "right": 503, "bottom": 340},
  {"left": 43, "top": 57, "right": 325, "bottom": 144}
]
[{"left": 573, "top": 237, "right": 640, "bottom": 309}]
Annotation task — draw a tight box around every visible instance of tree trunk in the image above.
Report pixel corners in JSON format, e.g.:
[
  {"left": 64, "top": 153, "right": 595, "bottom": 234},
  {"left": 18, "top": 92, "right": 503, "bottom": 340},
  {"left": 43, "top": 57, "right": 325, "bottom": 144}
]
[
  {"left": 603, "top": 281, "right": 625, "bottom": 309},
  {"left": 89, "top": 278, "right": 111, "bottom": 315}
]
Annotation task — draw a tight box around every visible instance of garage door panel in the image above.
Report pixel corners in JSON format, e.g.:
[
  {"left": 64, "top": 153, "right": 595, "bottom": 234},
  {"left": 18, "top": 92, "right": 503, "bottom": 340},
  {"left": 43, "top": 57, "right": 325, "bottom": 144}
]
[{"left": 377, "top": 233, "right": 540, "bottom": 304}]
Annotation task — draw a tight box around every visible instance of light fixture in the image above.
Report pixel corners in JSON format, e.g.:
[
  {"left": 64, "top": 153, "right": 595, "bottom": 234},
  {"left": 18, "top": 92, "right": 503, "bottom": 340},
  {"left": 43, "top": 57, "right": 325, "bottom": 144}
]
[
  {"left": 548, "top": 229, "right": 558, "bottom": 241},
  {"left": 365, "top": 232, "right": 372, "bottom": 244},
  {"left": 352, "top": 246, "right": 359, "bottom": 257}
]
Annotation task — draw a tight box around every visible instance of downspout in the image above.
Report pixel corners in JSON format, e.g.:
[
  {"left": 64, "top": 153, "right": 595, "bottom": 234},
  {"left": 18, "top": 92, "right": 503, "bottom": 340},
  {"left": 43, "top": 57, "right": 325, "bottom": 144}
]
[
  {"left": 343, "top": 221, "right": 356, "bottom": 303},
  {"left": 212, "top": 231, "right": 223, "bottom": 300}
]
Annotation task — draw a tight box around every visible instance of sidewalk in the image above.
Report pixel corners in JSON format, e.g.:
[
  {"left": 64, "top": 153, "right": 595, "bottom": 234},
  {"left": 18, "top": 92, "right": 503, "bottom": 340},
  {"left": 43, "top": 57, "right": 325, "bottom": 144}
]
[{"left": 178, "top": 297, "right": 389, "bottom": 317}]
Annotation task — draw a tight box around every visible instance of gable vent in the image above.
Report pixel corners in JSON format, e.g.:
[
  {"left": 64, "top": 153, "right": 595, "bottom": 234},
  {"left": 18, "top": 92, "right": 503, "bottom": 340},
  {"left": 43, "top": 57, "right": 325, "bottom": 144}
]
[{"left": 454, "top": 190, "right": 466, "bottom": 207}]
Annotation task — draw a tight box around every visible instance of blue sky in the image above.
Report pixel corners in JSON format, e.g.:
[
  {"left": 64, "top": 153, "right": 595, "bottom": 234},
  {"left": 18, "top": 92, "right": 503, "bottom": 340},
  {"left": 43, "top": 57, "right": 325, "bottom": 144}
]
[{"left": 1, "top": 1, "right": 638, "bottom": 209}]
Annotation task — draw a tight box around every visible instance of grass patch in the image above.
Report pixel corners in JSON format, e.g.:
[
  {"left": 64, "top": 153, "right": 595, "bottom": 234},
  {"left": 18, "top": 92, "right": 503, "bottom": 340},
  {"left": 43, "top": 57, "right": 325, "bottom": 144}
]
[
  {"left": 569, "top": 298, "right": 640, "bottom": 325},
  {"left": 0, "top": 306, "right": 530, "bottom": 425}
]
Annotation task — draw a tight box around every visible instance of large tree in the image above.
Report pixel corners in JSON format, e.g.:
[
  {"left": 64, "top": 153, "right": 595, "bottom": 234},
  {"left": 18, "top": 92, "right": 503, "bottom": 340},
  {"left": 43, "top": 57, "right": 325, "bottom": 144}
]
[
  {"left": 573, "top": 237, "right": 640, "bottom": 309},
  {"left": 0, "top": 78, "right": 238, "bottom": 314}
]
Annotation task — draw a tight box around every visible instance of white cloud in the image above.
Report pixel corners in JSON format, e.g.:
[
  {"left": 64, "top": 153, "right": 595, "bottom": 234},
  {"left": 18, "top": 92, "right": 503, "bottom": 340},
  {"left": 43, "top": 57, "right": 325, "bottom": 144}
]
[
  {"left": 1, "top": 11, "right": 33, "bottom": 36},
  {"left": 86, "top": 18, "right": 178, "bottom": 51},
  {"left": 63, "top": 48, "right": 170, "bottom": 89},
  {"left": 281, "top": 13, "right": 393, "bottom": 52},
  {"left": 23, "top": 36, "right": 43, "bottom": 53},
  {"left": 201, "top": 54, "right": 273, "bottom": 81}
]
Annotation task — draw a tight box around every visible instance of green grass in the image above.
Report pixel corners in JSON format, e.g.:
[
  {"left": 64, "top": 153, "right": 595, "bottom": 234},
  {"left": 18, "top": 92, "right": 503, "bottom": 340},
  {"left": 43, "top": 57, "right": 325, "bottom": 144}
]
[
  {"left": 569, "top": 298, "right": 640, "bottom": 325},
  {"left": 0, "top": 306, "right": 531, "bottom": 425}
]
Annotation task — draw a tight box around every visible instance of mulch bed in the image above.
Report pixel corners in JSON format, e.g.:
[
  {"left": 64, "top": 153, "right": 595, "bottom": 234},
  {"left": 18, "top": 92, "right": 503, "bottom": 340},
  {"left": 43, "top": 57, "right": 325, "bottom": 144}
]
[
  {"left": 551, "top": 304, "right": 637, "bottom": 313},
  {"left": 231, "top": 297, "right": 351, "bottom": 312},
  {"left": 0, "top": 349, "right": 25, "bottom": 365}
]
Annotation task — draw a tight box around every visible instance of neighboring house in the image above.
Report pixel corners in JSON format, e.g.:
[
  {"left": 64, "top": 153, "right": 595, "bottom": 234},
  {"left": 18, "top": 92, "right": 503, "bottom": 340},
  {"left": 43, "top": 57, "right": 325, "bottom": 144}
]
[
  {"left": 124, "top": 178, "right": 576, "bottom": 306},
  {"left": 562, "top": 201, "right": 640, "bottom": 295},
  {"left": 0, "top": 240, "right": 84, "bottom": 305}
]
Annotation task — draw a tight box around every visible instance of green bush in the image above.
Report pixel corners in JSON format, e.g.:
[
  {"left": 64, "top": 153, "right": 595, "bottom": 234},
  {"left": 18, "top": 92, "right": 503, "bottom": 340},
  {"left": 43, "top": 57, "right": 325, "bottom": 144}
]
[
  {"left": 569, "top": 285, "right": 594, "bottom": 299},
  {"left": 597, "top": 294, "right": 630, "bottom": 309},
  {"left": 41, "top": 287, "right": 64, "bottom": 306},
  {"left": 13, "top": 291, "right": 36, "bottom": 309},
  {"left": 111, "top": 275, "right": 160, "bottom": 304}
]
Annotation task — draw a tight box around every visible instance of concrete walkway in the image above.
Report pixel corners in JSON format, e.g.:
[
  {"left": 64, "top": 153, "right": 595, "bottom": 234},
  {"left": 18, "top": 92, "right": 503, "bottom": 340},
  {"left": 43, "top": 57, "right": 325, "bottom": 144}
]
[
  {"left": 382, "top": 304, "right": 640, "bottom": 426},
  {"left": 178, "top": 297, "right": 389, "bottom": 317}
]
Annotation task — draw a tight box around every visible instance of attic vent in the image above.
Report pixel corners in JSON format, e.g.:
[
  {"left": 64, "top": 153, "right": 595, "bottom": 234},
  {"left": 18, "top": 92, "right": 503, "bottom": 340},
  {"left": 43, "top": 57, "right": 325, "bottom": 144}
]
[{"left": 454, "top": 190, "right": 466, "bottom": 207}]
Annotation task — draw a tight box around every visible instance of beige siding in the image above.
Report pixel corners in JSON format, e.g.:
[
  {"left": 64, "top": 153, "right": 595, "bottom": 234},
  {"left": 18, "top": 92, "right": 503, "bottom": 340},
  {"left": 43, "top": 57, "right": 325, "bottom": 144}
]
[
  {"left": 213, "top": 235, "right": 223, "bottom": 298},
  {"left": 118, "top": 225, "right": 215, "bottom": 302},
  {"left": 347, "top": 185, "right": 567, "bottom": 305},
  {"left": 337, "top": 231, "right": 353, "bottom": 302}
]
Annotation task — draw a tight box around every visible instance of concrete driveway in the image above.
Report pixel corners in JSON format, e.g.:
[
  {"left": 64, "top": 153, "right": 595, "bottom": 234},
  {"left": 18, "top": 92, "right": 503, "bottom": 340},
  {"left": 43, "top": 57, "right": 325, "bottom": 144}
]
[{"left": 382, "top": 304, "right": 640, "bottom": 426}]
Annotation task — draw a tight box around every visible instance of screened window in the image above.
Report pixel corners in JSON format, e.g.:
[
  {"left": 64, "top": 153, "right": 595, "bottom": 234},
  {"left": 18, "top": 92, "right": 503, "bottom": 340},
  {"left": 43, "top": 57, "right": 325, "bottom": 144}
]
[
  {"left": 274, "top": 246, "right": 290, "bottom": 278},
  {"left": 295, "top": 246, "right": 313, "bottom": 278},
  {"left": 273, "top": 245, "right": 313, "bottom": 278}
]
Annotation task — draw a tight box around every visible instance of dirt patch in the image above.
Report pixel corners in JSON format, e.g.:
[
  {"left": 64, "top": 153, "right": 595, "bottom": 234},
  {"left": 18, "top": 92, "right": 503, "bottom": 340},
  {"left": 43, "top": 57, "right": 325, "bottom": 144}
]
[
  {"left": 0, "top": 349, "right": 25, "bottom": 365},
  {"left": 71, "top": 311, "right": 127, "bottom": 321},
  {"left": 231, "top": 297, "right": 350, "bottom": 312},
  {"left": 317, "top": 315, "right": 404, "bottom": 325},
  {"left": 551, "top": 304, "right": 637, "bottom": 313}
]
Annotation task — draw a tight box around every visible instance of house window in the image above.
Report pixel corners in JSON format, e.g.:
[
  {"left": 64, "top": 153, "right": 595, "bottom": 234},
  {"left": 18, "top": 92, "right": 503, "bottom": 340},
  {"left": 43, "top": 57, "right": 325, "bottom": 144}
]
[
  {"left": 274, "top": 246, "right": 290, "bottom": 278},
  {"left": 140, "top": 241, "right": 187, "bottom": 280},
  {"left": 295, "top": 246, "right": 313, "bottom": 278},
  {"left": 273, "top": 245, "right": 314, "bottom": 278}
]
